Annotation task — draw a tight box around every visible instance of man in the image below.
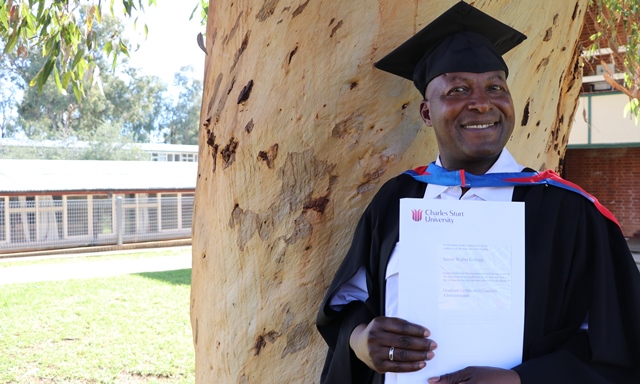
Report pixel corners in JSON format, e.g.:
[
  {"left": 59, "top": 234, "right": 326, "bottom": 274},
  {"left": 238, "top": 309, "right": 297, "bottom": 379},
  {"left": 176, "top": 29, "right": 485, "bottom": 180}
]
[{"left": 316, "top": 2, "right": 640, "bottom": 384}]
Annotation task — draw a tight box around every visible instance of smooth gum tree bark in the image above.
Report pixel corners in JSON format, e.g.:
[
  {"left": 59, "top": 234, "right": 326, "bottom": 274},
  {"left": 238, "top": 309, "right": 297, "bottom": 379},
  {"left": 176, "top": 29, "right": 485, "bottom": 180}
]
[{"left": 191, "top": 1, "right": 589, "bottom": 382}]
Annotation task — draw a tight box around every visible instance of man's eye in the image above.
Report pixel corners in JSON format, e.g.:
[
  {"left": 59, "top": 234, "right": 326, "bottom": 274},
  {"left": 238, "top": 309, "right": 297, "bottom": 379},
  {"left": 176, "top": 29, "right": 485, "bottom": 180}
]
[
  {"left": 448, "top": 87, "right": 466, "bottom": 94},
  {"left": 488, "top": 85, "right": 505, "bottom": 91}
]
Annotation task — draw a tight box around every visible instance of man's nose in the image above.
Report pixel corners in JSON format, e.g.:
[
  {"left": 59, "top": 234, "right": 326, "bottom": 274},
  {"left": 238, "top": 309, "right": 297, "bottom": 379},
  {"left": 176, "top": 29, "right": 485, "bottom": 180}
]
[{"left": 467, "top": 91, "right": 492, "bottom": 113}]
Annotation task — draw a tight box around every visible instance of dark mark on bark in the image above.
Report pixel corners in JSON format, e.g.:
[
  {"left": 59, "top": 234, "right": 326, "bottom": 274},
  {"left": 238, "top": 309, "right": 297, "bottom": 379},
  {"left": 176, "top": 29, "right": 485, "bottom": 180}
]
[
  {"left": 350, "top": 81, "right": 358, "bottom": 90},
  {"left": 572, "top": 3, "right": 579, "bottom": 20},
  {"left": 221, "top": 137, "right": 239, "bottom": 168},
  {"left": 254, "top": 335, "right": 267, "bottom": 355},
  {"left": 536, "top": 120, "right": 541, "bottom": 127},
  {"left": 288, "top": 46, "right": 298, "bottom": 64},
  {"left": 330, "top": 20, "right": 343, "bottom": 38},
  {"left": 257, "top": 143, "right": 279, "bottom": 169},
  {"left": 553, "top": 13, "right": 559, "bottom": 25},
  {"left": 227, "top": 77, "right": 237, "bottom": 95},
  {"left": 558, "top": 70, "right": 565, "bottom": 88},
  {"left": 256, "top": 0, "right": 280, "bottom": 21},
  {"left": 331, "top": 113, "right": 365, "bottom": 141},
  {"left": 292, "top": 0, "right": 309, "bottom": 17},
  {"left": 281, "top": 323, "right": 312, "bottom": 358},
  {"left": 224, "top": 12, "right": 244, "bottom": 46},
  {"left": 210, "top": 29, "right": 217, "bottom": 49},
  {"left": 527, "top": 132, "right": 531, "bottom": 139},
  {"left": 229, "top": 150, "right": 335, "bottom": 251},
  {"left": 329, "top": 18, "right": 335, "bottom": 26},
  {"left": 254, "top": 330, "right": 281, "bottom": 356},
  {"left": 521, "top": 99, "right": 530, "bottom": 126},
  {"left": 237, "top": 80, "right": 254, "bottom": 104},
  {"left": 536, "top": 57, "right": 549, "bottom": 72},
  {"left": 206, "top": 128, "right": 219, "bottom": 172},
  {"left": 231, "top": 32, "right": 251, "bottom": 71},
  {"left": 245, "top": 119, "right": 254, "bottom": 133},
  {"left": 214, "top": 77, "right": 234, "bottom": 124},
  {"left": 257, "top": 214, "right": 274, "bottom": 240},
  {"left": 209, "top": 74, "right": 224, "bottom": 116},
  {"left": 543, "top": 27, "right": 553, "bottom": 42},
  {"left": 401, "top": 103, "right": 408, "bottom": 109},
  {"left": 285, "top": 213, "right": 312, "bottom": 244},
  {"left": 202, "top": 252, "right": 206, "bottom": 259},
  {"left": 265, "top": 330, "right": 281, "bottom": 342},
  {"left": 357, "top": 167, "right": 387, "bottom": 194},
  {"left": 303, "top": 195, "right": 329, "bottom": 214}
]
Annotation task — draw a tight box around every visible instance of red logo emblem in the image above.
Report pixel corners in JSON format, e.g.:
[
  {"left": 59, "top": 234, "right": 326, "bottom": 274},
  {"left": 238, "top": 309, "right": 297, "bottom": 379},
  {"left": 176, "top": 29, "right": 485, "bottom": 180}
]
[{"left": 411, "top": 209, "right": 423, "bottom": 222}]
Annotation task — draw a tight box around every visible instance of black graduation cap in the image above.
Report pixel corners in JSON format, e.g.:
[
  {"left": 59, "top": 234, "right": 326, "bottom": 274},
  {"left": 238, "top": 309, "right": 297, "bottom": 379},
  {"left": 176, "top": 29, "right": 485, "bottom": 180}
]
[{"left": 374, "top": 1, "right": 527, "bottom": 97}]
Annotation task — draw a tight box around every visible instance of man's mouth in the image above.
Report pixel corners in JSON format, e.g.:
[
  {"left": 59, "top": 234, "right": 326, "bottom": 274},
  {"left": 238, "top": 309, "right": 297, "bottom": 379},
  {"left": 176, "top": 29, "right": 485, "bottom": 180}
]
[{"left": 462, "top": 122, "right": 497, "bottom": 129}]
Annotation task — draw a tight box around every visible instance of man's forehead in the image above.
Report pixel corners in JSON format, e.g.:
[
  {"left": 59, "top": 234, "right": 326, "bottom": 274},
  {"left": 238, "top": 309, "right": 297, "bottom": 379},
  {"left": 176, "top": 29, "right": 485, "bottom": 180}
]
[{"left": 440, "top": 71, "right": 507, "bottom": 82}]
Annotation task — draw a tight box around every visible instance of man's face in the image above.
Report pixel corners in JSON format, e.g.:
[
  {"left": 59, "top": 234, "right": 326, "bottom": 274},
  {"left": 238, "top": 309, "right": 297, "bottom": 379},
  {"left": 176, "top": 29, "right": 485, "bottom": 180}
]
[{"left": 420, "top": 70, "right": 515, "bottom": 174}]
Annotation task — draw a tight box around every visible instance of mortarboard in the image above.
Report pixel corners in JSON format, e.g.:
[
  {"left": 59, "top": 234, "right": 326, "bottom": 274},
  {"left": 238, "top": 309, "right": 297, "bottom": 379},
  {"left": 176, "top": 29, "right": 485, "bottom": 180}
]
[{"left": 374, "top": 1, "right": 527, "bottom": 97}]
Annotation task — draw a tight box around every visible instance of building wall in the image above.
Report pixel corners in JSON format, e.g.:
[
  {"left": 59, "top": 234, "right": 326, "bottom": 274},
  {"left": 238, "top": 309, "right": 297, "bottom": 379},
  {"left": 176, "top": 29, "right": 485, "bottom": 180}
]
[
  {"left": 563, "top": 147, "right": 640, "bottom": 237},
  {"left": 0, "top": 192, "right": 194, "bottom": 253}
]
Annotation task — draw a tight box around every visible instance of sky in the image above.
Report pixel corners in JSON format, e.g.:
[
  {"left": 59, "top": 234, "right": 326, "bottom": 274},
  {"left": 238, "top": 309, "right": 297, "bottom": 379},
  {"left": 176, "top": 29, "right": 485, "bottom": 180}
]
[{"left": 119, "top": 1, "right": 206, "bottom": 88}]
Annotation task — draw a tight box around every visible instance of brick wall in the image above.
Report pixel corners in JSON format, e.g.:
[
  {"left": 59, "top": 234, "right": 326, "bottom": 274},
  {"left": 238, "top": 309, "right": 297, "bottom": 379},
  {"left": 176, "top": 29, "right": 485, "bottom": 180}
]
[{"left": 563, "top": 147, "right": 640, "bottom": 238}]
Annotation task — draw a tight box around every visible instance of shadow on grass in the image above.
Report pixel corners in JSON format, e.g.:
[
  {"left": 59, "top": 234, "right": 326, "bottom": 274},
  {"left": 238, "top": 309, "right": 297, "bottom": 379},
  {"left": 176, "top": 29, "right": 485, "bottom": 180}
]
[{"left": 135, "top": 269, "right": 192, "bottom": 286}]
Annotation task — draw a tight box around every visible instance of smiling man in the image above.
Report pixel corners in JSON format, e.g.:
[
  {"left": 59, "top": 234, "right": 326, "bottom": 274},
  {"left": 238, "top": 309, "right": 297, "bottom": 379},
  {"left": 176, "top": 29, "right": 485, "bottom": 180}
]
[{"left": 317, "top": 2, "right": 640, "bottom": 384}]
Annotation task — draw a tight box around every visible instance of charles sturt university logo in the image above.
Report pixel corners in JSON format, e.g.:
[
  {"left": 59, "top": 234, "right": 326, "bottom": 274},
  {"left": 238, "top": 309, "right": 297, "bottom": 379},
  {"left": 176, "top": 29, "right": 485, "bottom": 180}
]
[{"left": 411, "top": 209, "right": 423, "bottom": 222}]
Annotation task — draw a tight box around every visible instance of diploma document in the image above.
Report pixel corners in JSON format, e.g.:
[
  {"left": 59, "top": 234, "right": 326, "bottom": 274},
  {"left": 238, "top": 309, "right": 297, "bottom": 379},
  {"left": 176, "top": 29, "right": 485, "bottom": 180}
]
[{"left": 397, "top": 199, "right": 525, "bottom": 383}]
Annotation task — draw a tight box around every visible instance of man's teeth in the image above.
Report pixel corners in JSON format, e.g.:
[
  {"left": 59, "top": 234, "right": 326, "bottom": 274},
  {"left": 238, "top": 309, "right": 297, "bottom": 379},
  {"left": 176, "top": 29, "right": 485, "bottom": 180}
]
[{"left": 464, "top": 123, "right": 494, "bottom": 129}]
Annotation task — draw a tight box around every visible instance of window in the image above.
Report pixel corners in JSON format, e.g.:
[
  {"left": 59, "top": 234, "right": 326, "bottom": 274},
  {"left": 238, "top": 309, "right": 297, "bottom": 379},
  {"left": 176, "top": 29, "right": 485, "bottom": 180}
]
[
  {"left": 67, "top": 196, "right": 88, "bottom": 236},
  {"left": 160, "top": 194, "right": 178, "bottom": 230},
  {"left": 92, "top": 195, "right": 113, "bottom": 237},
  {"left": 182, "top": 194, "right": 194, "bottom": 228}
]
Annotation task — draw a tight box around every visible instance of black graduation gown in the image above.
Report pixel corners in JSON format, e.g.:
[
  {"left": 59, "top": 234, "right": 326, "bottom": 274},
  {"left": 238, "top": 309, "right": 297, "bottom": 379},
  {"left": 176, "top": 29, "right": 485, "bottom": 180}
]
[{"left": 316, "top": 173, "right": 640, "bottom": 384}]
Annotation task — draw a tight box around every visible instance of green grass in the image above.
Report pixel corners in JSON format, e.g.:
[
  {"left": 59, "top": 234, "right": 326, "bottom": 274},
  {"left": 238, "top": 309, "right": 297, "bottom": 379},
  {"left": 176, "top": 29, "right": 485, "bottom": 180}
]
[{"left": 0, "top": 269, "right": 194, "bottom": 383}]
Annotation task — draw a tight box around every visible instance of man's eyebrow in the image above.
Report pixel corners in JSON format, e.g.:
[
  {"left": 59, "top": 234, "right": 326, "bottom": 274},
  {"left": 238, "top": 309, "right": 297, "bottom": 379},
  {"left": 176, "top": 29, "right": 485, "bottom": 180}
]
[
  {"left": 445, "top": 73, "right": 506, "bottom": 82},
  {"left": 487, "top": 74, "right": 507, "bottom": 81}
]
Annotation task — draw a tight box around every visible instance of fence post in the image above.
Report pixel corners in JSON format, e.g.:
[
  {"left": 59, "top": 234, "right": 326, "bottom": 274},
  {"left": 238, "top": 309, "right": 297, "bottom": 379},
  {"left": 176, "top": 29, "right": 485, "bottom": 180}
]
[{"left": 116, "top": 196, "right": 123, "bottom": 246}]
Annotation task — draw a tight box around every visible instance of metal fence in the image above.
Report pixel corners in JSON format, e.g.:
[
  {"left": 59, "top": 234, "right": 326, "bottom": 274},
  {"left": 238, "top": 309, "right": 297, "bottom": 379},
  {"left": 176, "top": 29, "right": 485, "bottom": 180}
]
[{"left": 0, "top": 193, "right": 193, "bottom": 253}]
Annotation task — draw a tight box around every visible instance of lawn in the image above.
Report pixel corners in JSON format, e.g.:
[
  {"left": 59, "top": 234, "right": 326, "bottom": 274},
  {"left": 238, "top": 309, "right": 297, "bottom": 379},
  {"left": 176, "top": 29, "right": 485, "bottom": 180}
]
[{"left": 0, "top": 268, "right": 194, "bottom": 383}]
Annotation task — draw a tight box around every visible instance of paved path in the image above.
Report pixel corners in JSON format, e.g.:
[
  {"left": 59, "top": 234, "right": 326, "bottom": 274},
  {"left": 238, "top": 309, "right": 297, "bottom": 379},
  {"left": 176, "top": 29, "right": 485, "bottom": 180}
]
[{"left": 0, "top": 247, "right": 192, "bottom": 285}]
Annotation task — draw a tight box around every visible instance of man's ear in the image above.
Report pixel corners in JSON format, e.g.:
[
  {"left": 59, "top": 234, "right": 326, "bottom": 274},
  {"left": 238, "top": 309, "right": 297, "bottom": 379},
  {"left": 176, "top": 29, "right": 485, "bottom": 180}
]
[{"left": 420, "top": 100, "right": 432, "bottom": 126}]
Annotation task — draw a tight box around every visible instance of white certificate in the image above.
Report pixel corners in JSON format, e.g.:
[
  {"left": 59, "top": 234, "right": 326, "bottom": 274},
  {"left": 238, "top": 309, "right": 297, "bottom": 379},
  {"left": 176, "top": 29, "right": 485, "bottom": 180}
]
[{"left": 396, "top": 199, "right": 525, "bottom": 384}]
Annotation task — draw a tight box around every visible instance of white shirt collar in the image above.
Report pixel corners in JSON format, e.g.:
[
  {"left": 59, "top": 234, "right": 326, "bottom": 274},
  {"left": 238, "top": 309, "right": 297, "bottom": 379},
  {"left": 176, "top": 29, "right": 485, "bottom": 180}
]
[{"left": 423, "top": 148, "right": 525, "bottom": 201}]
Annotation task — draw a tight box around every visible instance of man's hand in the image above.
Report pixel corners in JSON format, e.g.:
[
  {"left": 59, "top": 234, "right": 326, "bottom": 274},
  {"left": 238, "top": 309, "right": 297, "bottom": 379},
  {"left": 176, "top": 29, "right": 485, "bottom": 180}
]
[
  {"left": 428, "top": 366, "right": 521, "bottom": 384},
  {"left": 349, "top": 316, "right": 437, "bottom": 373}
]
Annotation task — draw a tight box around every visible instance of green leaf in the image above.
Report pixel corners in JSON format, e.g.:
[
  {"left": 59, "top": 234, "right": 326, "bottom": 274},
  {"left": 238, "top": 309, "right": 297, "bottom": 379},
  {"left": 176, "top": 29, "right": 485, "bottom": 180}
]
[
  {"left": 189, "top": 2, "right": 199, "bottom": 21},
  {"left": 4, "top": 30, "right": 19, "bottom": 54},
  {"left": 36, "top": 58, "right": 56, "bottom": 93},
  {"left": 72, "top": 81, "right": 83, "bottom": 103},
  {"left": 53, "top": 66, "right": 68, "bottom": 95},
  {"left": 119, "top": 39, "right": 129, "bottom": 57},
  {"left": 36, "top": 0, "right": 45, "bottom": 19},
  {"left": 104, "top": 40, "right": 113, "bottom": 56},
  {"left": 71, "top": 48, "right": 84, "bottom": 69},
  {"left": 62, "top": 71, "right": 72, "bottom": 89}
]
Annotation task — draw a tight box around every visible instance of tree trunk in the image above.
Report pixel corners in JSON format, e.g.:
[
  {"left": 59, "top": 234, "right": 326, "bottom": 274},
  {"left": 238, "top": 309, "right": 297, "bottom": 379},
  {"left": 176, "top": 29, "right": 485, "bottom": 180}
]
[{"left": 191, "top": 0, "right": 589, "bottom": 382}]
